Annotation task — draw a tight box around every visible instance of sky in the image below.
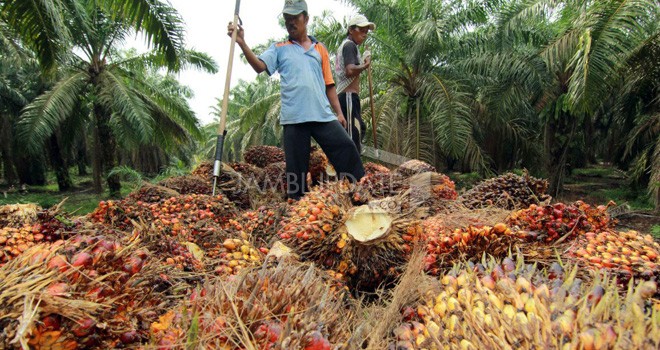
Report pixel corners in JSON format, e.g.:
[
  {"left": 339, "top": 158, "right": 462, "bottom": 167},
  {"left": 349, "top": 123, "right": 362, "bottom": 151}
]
[{"left": 132, "top": 0, "right": 356, "bottom": 125}]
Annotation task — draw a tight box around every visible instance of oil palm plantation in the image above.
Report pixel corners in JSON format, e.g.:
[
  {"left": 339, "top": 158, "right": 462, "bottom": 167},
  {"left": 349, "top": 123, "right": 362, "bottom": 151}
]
[{"left": 5, "top": 0, "right": 217, "bottom": 197}]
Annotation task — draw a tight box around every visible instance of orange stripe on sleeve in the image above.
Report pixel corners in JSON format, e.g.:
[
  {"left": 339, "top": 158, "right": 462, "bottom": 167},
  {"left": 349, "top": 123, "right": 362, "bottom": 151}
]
[{"left": 315, "top": 43, "right": 335, "bottom": 86}]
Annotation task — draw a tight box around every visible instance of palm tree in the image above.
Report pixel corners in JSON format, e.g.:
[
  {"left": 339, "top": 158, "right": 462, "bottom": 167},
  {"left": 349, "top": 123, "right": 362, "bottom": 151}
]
[
  {"left": 13, "top": 0, "right": 217, "bottom": 197},
  {"left": 345, "top": 0, "right": 489, "bottom": 171}
]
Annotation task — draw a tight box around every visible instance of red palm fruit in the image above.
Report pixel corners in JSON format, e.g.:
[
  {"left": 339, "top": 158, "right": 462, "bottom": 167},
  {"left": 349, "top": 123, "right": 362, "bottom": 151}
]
[
  {"left": 47, "top": 255, "right": 68, "bottom": 272},
  {"left": 120, "top": 330, "right": 139, "bottom": 344},
  {"left": 122, "top": 256, "right": 144, "bottom": 275},
  {"left": 71, "top": 252, "right": 93, "bottom": 268},
  {"left": 46, "top": 282, "right": 70, "bottom": 296},
  {"left": 304, "top": 331, "right": 331, "bottom": 350},
  {"left": 72, "top": 318, "right": 95, "bottom": 337}
]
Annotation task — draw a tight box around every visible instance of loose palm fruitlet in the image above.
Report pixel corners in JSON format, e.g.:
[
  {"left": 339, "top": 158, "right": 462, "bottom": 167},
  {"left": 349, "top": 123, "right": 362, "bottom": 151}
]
[
  {"left": 236, "top": 204, "right": 287, "bottom": 248},
  {"left": 244, "top": 145, "right": 285, "bottom": 168},
  {"left": 148, "top": 262, "right": 353, "bottom": 350},
  {"left": 391, "top": 257, "right": 660, "bottom": 350},
  {"left": 278, "top": 181, "right": 425, "bottom": 291},
  {"left": 90, "top": 194, "right": 236, "bottom": 237},
  {"left": 395, "top": 160, "right": 436, "bottom": 178},
  {"left": 507, "top": 201, "right": 615, "bottom": 242},
  {"left": 571, "top": 229, "right": 660, "bottom": 280},
  {"left": 1, "top": 206, "right": 79, "bottom": 265},
  {"left": 209, "top": 237, "right": 263, "bottom": 275},
  {"left": 460, "top": 172, "right": 551, "bottom": 210}
]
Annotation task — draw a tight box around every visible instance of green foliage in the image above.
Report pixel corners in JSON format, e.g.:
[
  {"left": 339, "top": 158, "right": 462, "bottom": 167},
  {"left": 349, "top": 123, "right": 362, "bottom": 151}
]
[{"left": 652, "top": 225, "right": 660, "bottom": 239}]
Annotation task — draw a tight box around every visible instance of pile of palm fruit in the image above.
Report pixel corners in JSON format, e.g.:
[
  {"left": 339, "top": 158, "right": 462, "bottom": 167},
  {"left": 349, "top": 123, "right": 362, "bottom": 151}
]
[{"left": 1, "top": 149, "right": 659, "bottom": 349}]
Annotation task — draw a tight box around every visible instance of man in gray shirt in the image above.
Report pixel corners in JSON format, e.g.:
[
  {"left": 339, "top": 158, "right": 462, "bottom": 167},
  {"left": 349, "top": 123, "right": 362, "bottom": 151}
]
[{"left": 334, "top": 15, "right": 375, "bottom": 153}]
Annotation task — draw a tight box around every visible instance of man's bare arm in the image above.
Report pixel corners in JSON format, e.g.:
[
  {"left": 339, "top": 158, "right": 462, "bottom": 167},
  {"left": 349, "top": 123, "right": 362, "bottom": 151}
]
[
  {"left": 326, "top": 85, "right": 347, "bottom": 128},
  {"left": 227, "top": 23, "right": 267, "bottom": 73}
]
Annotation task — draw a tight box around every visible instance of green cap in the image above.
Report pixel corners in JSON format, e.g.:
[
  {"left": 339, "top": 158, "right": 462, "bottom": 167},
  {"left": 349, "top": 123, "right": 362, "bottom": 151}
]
[{"left": 283, "top": 0, "right": 307, "bottom": 15}]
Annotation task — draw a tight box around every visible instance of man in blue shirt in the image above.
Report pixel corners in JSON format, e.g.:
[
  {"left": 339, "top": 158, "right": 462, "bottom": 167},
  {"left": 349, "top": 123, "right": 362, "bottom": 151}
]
[{"left": 228, "top": 0, "right": 365, "bottom": 200}]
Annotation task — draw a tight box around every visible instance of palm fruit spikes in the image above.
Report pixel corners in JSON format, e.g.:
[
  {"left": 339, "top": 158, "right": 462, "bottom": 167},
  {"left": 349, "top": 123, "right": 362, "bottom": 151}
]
[
  {"left": 244, "top": 145, "right": 285, "bottom": 168},
  {"left": 149, "top": 262, "right": 352, "bottom": 349},
  {"left": 278, "top": 181, "right": 425, "bottom": 292},
  {"left": 507, "top": 201, "right": 616, "bottom": 242},
  {"left": 390, "top": 257, "right": 660, "bottom": 349},
  {"left": 460, "top": 171, "right": 551, "bottom": 210}
]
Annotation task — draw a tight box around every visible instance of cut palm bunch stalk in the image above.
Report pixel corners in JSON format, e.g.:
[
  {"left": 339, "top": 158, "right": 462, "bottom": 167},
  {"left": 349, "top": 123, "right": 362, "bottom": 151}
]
[
  {"left": 0, "top": 204, "right": 40, "bottom": 228},
  {"left": 0, "top": 231, "right": 194, "bottom": 349},
  {"left": 389, "top": 256, "right": 660, "bottom": 350},
  {"left": 356, "top": 172, "right": 458, "bottom": 215},
  {"left": 278, "top": 181, "right": 426, "bottom": 292},
  {"left": 147, "top": 262, "right": 355, "bottom": 349},
  {"left": 460, "top": 171, "right": 552, "bottom": 210}
]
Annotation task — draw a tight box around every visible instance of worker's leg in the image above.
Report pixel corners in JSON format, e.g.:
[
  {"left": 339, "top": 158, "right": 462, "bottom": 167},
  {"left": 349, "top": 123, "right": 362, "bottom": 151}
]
[
  {"left": 282, "top": 123, "right": 312, "bottom": 200},
  {"left": 311, "top": 121, "right": 365, "bottom": 182}
]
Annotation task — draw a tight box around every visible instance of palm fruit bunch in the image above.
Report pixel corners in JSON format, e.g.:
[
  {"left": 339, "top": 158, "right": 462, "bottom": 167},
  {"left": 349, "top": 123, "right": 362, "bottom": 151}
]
[
  {"left": 460, "top": 172, "right": 551, "bottom": 210},
  {"left": 506, "top": 201, "right": 616, "bottom": 242},
  {"left": 571, "top": 230, "right": 660, "bottom": 280},
  {"left": 236, "top": 204, "right": 287, "bottom": 248},
  {"left": 395, "top": 159, "right": 436, "bottom": 178},
  {"left": 1, "top": 233, "right": 187, "bottom": 349},
  {"left": 190, "top": 162, "right": 253, "bottom": 209},
  {"left": 364, "top": 161, "right": 391, "bottom": 175},
  {"left": 422, "top": 223, "right": 516, "bottom": 275},
  {"left": 126, "top": 183, "right": 180, "bottom": 203},
  {"left": 278, "top": 181, "right": 425, "bottom": 291},
  {"left": 206, "top": 236, "right": 263, "bottom": 276},
  {"left": 390, "top": 257, "right": 660, "bottom": 350},
  {"left": 309, "top": 145, "right": 329, "bottom": 185},
  {"left": 148, "top": 262, "right": 353, "bottom": 350},
  {"left": 358, "top": 171, "right": 407, "bottom": 199},
  {"left": 244, "top": 145, "right": 285, "bottom": 168},
  {"left": 90, "top": 194, "right": 236, "bottom": 237},
  {"left": 263, "top": 161, "right": 287, "bottom": 194},
  {"left": 157, "top": 175, "right": 211, "bottom": 195},
  {"left": 1, "top": 206, "right": 80, "bottom": 265},
  {"left": 229, "top": 161, "right": 265, "bottom": 185},
  {"left": 0, "top": 203, "right": 39, "bottom": 228}
]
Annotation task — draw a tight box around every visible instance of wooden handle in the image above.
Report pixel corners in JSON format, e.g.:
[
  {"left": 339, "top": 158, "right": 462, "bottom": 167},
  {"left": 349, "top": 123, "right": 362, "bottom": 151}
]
[
  {"left": 218, "top": 14, "right": 240, "bottom": 134},
  {"left": 367, "top": 64, "right": 377, "bottom": 149}
]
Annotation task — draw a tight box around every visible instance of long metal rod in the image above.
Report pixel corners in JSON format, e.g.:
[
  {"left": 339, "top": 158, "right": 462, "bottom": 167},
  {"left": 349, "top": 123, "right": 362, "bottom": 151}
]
[{"left": 213, "top": 0, "right": 241, "bottom": 196}]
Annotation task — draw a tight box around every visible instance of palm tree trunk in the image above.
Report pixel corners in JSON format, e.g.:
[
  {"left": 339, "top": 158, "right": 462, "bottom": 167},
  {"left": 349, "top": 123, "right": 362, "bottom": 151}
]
[
  {"left": 95, "top": 108, "right": 121, "bottom": 198},
  {"left": 416, "top": 97, "right": 420, "bottom": 160},
  {"left": 545, "top": 112, "right": 577, "bottom": 197},
  {"left": 48, "top": 134, "right": 73, "bottom": 191},
  {"left": 0, "top": 114, "right": 18, "bottom": 184},
  {"left": 76, "top": 135, "right": 89, "bottom": 176},
  {"left": 92, "top": 108, "right": 103, "bottom": 194}
]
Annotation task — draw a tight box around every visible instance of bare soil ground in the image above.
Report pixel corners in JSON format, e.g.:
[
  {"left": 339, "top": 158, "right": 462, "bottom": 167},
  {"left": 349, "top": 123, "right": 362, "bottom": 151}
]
[{"left": 558, "top": 174, "right": 659, "bottom": 234}]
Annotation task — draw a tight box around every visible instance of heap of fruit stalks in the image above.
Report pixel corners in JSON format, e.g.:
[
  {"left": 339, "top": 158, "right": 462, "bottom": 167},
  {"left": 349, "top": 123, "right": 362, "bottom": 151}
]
[{"left": 1, "top": 151, "right": 659, "bottom": 350}]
